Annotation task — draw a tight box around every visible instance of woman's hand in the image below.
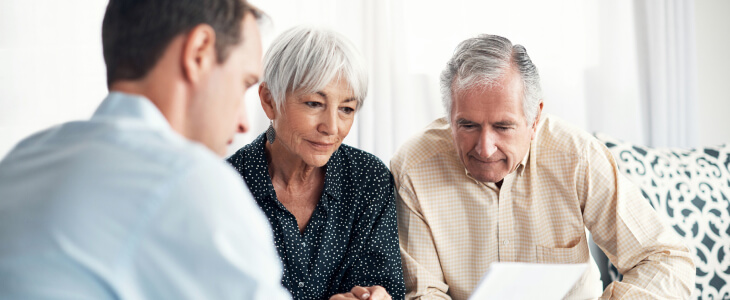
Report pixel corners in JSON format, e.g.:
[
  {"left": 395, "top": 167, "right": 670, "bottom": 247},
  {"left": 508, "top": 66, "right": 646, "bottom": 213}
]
[{"left": 329, "top": 285, "right": 392, "bottom": 300}]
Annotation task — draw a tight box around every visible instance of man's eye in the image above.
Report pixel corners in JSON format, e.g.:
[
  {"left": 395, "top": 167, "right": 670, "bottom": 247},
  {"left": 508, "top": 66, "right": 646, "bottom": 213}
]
[
  {"left": 496, "top": 126, "right": 510, "bottom": 131},
  {"left": 340, "top": 107, "right": 355, "bottom": 114},
  {"left": 243, "top": 78, "right": 258, "bottom": 90},
  {"left": 305, "top": 102, "right": 322, "bottom": 108}
]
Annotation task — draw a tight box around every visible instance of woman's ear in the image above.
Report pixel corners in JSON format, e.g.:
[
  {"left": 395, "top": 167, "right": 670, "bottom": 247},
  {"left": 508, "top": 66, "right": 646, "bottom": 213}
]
[
  {"left": 181, "top": 24, "right": 216, "bottom": 84},
  {"left": 259, "top": 83, "right": 278, "bottom": 120}
]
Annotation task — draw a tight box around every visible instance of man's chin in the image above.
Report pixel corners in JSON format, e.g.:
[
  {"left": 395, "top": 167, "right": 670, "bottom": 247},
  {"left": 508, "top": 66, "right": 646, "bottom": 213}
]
[
  {"left": 469, "top": 169, "right": 507, "bottom": 183},
  {"left": 209, "top": 141, "right": 229, "bottom": 158}
]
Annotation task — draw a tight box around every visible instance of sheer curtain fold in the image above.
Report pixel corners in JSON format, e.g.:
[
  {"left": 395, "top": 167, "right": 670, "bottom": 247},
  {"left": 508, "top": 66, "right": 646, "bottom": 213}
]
[
  {"left": 635, "top": 0, "right": 698, "bottom": 148},
  {"left": 358, "top": 0, "right": 404, "bottom": 163},
  {"left": 355, "top": 0, "right": 702, "bottom": 160},
  {"left": 1, "top": 0, "right": 700, "bottom": 159}
]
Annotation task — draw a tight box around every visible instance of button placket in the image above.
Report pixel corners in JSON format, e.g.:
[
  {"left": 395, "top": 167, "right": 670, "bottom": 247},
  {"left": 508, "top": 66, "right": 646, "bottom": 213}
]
[{"left": 497, "top": 172, "right": 517, "bottom": 261}]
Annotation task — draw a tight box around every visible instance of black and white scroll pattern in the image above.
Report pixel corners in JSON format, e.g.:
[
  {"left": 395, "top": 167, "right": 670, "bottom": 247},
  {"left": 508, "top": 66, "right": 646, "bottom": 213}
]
[{"left": 594, "top": 133, "right": 730, "bottom": 300}]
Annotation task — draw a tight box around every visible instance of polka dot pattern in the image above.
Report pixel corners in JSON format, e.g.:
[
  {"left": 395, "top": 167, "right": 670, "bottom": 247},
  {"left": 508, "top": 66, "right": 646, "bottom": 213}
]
[{"left": 227, "top": 133, "right": 405, "bottom": 300}]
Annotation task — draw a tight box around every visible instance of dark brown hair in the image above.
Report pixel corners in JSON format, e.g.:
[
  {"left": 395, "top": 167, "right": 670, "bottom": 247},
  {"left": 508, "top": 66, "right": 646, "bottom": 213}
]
[{"left": 101, "top": 0, "right": 261, "bottom": 87}]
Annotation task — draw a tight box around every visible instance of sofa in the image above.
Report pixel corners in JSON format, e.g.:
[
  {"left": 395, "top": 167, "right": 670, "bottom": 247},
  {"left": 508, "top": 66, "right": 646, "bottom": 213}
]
[{"left": 590, "top": 133, "right": 730, "bottom": 299}]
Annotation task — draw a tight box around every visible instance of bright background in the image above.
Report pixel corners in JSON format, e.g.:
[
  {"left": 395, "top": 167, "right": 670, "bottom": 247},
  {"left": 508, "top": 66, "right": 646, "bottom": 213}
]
[{"left": 1, "top": 0, "right": 728, "bottom": 163}]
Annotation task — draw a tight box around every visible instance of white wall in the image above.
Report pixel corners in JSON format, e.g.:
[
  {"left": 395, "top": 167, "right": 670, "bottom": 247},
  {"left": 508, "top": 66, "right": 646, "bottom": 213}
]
[
  {"left": 0, "top": 1, "right": 109, "bottom": 158},
  {"left": 695, "top": 0, "right": 730, "bottom": 146}
]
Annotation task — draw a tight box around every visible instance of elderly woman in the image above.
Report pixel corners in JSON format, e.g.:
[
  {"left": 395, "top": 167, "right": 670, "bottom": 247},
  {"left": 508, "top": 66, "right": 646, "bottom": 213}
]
[{"left": 227, "top": 26, "right": 405, "bottom": 300}]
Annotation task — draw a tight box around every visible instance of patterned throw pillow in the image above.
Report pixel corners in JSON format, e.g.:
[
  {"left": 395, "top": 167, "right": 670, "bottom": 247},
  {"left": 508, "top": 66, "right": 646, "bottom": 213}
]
[{"left": 593, "top": 133, "right": 730, "bottom": 300}]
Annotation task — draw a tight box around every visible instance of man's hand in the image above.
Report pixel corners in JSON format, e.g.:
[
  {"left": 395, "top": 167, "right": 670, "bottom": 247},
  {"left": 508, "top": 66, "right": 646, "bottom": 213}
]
[{"left": 329, "top": 286, "right": 392, "bottom": 300}]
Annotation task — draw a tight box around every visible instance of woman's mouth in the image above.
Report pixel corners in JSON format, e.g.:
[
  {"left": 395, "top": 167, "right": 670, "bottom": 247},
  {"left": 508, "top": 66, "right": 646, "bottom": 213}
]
[{"left": 307, "top": 140, "right": 334, "bottom": 151}]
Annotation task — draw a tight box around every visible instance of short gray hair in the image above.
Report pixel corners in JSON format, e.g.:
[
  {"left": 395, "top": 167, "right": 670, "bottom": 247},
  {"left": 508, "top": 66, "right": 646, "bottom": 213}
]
[
  {"left": 263, "top": 25, "right": 368, "bottom": 111},
  {"left": 440, "top": 34, "right": 542, "bottom": 124}
]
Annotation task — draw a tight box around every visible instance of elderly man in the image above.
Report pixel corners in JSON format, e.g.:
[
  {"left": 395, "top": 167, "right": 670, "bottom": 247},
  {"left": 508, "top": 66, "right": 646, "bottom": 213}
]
[
  {"left": 391, "top": 34, "right": 695, "bottom": 299},
  {"left": 0, "top": 0, "right": 289, "bottom": 298}
]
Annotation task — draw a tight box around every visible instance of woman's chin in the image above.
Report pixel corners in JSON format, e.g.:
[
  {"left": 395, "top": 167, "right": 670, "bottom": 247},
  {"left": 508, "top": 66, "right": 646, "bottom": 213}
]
[{"left": 300, "top": 152, "right": 333, "bottom": 168}]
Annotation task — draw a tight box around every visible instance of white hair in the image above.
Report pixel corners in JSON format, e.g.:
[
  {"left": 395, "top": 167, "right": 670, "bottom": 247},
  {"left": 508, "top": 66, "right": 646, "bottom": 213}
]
[
  {"left": 440, "top": 34, "right": 543, "bottom": 124},
  {"left": 262, "top": 25, "right": 368, "bottom": 111}
]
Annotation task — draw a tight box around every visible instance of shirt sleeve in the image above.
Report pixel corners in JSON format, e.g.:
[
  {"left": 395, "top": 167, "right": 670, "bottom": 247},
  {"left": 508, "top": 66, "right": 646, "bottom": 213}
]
[
  {"left": 394, "top": 171, "right": 452, "bottom": 300},
  {"left": 579, "top": 139, "right": 695, "bottom": 299},
  {"left": 120, "top": 160, "right": 291, "bottom": 300},
  {"left": 341, "top": 169, "right": 406, "bottom": 299}
]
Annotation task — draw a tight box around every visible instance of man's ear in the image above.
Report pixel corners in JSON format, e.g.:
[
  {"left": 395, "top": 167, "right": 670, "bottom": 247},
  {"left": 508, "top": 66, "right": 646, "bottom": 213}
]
[
  {"left": 259, "top": 83, "right": 278, "bottom": 120},
  {"left": 181, "top": 24, "right": 217, "bottom": 84},
  {"left": 530, "top": 101, "right": 543, "bottom": 140}
]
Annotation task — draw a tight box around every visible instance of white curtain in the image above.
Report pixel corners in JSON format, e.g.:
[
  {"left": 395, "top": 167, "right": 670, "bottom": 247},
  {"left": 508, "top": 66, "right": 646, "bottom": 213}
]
[
  {"left": 584, "top": 0, "right": 646, "bottom": 146},
  {"left": 357, "top": 0, "right": 445, "bottom": 163},
  {"left": 0, "top": 0, "right": 702, "bottom": 159},
  {"left": 634, "top": 0, "right": 699, "bottom": 148},
  {"left": 356, "top": 0, "right": 406, "bottom": 163}
]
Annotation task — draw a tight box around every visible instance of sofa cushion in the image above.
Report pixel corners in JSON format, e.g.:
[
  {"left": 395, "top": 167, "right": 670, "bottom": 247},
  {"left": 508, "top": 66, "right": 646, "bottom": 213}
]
[{"left": 593, "top": 133, "right": 730, "bottom": 299}]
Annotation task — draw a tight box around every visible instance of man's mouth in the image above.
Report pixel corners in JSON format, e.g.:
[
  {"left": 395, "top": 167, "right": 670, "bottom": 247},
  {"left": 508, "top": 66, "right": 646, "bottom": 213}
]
[{"left": 470, "top": 155, "right": 503, "bottom": 164}]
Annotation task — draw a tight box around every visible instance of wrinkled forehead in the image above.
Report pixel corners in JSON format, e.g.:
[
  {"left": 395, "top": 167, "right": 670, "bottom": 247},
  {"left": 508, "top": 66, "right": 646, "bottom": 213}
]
[{"left": 454, "top": 70, "right": 524, "bottom": 103}]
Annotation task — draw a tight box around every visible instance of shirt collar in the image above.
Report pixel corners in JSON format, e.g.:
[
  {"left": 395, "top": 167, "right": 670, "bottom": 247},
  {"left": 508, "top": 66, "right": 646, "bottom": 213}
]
[
  {"left": 516, "top": 144, "right": 531, "bottom": 176},
  {"left": 91, "top": 92, "right": 171, "bottom": 132},
  {"left": 241, "top": 134, "right": 275, "bottom": 202},
  {"left": 322, "top": 146, "right": 344, "bottom": 200}
]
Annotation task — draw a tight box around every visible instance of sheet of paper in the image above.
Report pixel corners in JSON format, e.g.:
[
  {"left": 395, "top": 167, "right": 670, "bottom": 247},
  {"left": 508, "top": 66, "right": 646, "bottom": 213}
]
[{"left": 468, "top": 262, "right": 588, "bottom": 300}]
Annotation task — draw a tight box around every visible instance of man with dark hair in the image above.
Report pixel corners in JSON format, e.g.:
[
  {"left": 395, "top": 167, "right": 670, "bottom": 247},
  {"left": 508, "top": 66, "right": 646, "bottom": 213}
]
[{"left": 0, "top": 1, "right": 290, "bottom": 299}]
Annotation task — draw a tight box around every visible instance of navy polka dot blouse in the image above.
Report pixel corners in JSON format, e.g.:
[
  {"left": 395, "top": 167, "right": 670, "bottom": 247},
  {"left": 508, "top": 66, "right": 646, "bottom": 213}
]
[{"left": 227, "top": 133, "right": 405, "bottom": 300}]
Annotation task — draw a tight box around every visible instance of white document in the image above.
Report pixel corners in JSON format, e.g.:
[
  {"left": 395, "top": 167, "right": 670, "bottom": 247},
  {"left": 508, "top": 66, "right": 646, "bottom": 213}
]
[{"left": 468, "top": 262, "right": 588, "bottom": 300}]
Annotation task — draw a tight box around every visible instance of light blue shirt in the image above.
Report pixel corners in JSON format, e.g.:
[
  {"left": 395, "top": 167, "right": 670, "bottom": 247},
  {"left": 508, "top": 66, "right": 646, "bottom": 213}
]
[{"left": 0, "top": 92, "right": 291, "bottom": 299}]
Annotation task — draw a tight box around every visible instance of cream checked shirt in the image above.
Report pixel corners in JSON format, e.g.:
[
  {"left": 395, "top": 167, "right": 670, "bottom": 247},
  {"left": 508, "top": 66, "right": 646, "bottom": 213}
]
[{"left": 391, "top": 115, "right": 695, "bottom": 300}]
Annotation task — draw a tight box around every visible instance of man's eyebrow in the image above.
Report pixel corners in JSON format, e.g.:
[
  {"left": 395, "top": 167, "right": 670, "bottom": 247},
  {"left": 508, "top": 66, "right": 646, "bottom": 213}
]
[
  {"left": 455, "top": 118, "right": 477, "bottom": 125},
  {"left": 494, "top": 120, "right": 518, "bottom": 126}
]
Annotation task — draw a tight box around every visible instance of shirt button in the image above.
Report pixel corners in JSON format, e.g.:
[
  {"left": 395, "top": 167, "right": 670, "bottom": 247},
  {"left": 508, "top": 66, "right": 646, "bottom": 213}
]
[
  {"left": 503, "top": 239, "right": 509, "bottom": 245},
  {"left": 298, "top": 282, "right": 305, "bottom": 288}
]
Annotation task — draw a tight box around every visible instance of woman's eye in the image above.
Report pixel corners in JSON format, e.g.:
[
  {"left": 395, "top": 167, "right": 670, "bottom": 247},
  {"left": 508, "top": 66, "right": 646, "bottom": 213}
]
[
  {"left": 305, "top": 101, "right": 322, "bottom": 108},
  {"left": 340, "top": 107, "right": 355, "bottom": 114}
]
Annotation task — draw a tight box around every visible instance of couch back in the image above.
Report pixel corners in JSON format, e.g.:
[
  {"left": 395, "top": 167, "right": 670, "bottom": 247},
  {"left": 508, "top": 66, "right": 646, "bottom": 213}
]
[{"left": 593, "top": 133, "right": 730, "bottom": 299}]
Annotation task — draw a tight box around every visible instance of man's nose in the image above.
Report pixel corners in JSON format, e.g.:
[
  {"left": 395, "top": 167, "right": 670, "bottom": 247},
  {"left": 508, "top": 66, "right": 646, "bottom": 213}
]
[
  {"left": 236, "top": 105, "right": 250, "bottom": 134},
  {"left": 475, "top": 129, "right": 498, "bottom": 157}
]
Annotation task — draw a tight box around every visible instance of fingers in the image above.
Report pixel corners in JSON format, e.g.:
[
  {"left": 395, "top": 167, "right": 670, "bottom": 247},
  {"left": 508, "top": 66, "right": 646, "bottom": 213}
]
[
  {"left": 365, "top": 285, "right": 392, "bottom": 300},
  {"left": 348, "top": 286, "right": 392, "bottom": 300},
  {"left": 350, "top": 286, "right": 371, "bottom": 299},
  {"left": 329, "top": 292, "right": 359, "bottom": 300}
]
